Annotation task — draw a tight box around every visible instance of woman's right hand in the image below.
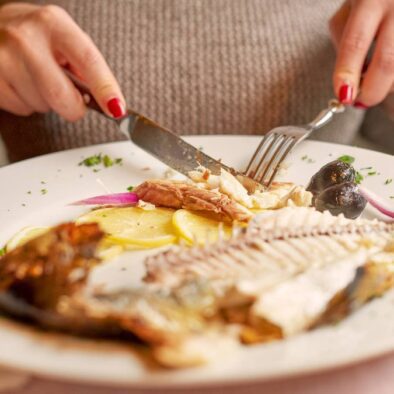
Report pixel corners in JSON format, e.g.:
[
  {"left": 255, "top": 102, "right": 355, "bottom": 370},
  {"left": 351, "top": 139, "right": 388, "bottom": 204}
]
[{"left": 0, "top": 3, "right": 126, "bottom": 121}]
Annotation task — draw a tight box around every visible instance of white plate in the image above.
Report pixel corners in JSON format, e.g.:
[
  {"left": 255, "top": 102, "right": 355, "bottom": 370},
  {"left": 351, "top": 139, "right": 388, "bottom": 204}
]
[{"left": 0, "top": 136, "right": 393, "bottom": 388}]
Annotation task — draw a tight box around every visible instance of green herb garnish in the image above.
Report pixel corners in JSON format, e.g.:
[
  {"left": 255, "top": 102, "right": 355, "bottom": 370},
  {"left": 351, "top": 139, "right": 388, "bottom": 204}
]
[
  {"left": 367, "top": 171, "right": 377, "bottom": 176},
  {"left": 41, "top": 189, "right": 47, "bottom": 195},
  {"left": 360, "top": 166, "right": 372, "bottom": 170},
  {"left": 103, "top": 155, "right": 114, "bottom": 168},
  {"left": 301, "top": 155, "right": 315, "bottom": 163},
  {"left": 355, "top": 172, "right": 364, "bottom": 184},
  {"left": 79, "top": 154, "right": 102, "bottom": 167},
  {"left": 384, "top": 179, "right": 392, "bottom": 185},
  {"left": 127, "top": 186, "right": 134, "bottom": 192},
  {"left": 0, "top": 247, "right": 5, "bottom": 257},
  {"left": 337, "top": 155, "right": 355, "bottom": 164},
  {"left": 79, "top": 153, "right": 123, "bottom": 170}
]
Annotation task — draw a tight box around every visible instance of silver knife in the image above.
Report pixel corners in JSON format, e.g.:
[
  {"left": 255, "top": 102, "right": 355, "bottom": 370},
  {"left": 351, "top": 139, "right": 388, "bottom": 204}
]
[{"left": 66, "top": 71, "right": 262, "bottom": 192}]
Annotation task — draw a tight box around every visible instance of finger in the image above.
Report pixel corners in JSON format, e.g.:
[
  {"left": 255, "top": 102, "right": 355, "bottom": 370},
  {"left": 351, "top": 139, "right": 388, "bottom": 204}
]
[
  {"left": 356, "top": 18, "right": 394, "bottom": 107},
  {"left": 21, "top": 43, "right": 87, "bottom": 122},
  {"left": 0, "top": 50, "right": 49, "bottom": 113},
  {"left": 49, "top": 12, "right": 125, "bottom": 118},
  {"left": 329, "top": 0, "right": 351, "bottom": 50},
  {"left": 333, "top": 0, "right": 383, "bottom": 104},
  {"left": 0, "top": 78, "right": 34, "bottom": 116}
]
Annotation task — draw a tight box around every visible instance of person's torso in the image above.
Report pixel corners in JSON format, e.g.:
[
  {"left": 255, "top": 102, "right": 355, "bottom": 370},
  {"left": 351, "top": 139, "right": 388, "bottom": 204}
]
[{"left": 1, "top": 0, "right": 364, "bottom": 162}]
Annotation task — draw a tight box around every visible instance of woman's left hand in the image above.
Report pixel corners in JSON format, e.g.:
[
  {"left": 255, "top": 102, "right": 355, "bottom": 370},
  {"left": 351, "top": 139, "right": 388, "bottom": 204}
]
[{"left": 330, "top": 0, "right": 394, "bottom": 108}]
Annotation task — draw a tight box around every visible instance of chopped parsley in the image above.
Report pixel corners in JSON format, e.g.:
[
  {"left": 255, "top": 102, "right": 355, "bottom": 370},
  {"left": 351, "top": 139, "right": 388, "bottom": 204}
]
[
  {"left": 355, "top": 172, "right": 364, "bottom": 184},
  {"left": 41, "top": 189, "right": 47, "bottom": 195},
  {"left": 390, "top": 196, "right": 394, "bottom": 199},
  {"left": 21, "top": 203, "right": 26, "bottom": 207},
  {"left": 0, "top": 247, "right": 5, "bottom": 257},
  {"left": 40, "top": 181, "right": 46, "bottom": 185},
  {"left": 367, "top": 171, "right": 377, "bottom": 176},
  {"left": 79, "top": 154, "right": 102, "bottom": 167},
  {"left": 337, "top": 155, "right": 355, "bottom": 164},
  {"left": 384, "top": 179, "right": 392, "bottom": 185},
  {"left": 360, "top": 166, "right": 372, "bottom": 170},
  {"left": 127, "top": 186, "right": 134, "bottom": 192},
  {"left": 301, "top": 155, "right": 315, "bottom": 163},
  {"left": 27, "top": 191, "right": 31, "bottom": 195},
  {"left": 103, "top": 154, "right": 113, "bottom": 168},
  {"left": 79, "top": 153, "right": 123, "bottom": 170}
]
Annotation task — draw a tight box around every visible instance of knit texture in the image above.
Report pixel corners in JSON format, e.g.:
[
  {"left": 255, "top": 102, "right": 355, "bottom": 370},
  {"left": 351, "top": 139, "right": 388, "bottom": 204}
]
[{"left": 0, "top": 0, "right": 367, "bottom": 162}]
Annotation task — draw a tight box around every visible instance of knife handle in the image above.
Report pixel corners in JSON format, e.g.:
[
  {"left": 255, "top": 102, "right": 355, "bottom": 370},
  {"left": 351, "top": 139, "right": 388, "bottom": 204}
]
[{"left": 63, "top": 69, "right": 109, "bottom": 117}]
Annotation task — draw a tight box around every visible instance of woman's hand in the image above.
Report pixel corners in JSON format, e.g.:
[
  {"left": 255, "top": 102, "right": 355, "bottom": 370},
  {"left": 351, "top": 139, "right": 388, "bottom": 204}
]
[
  {"left": 0, "top": 3, "right": 125, "bottom": 120},
  {"left": 330, "top": 0, "right": 394, "bottom": 108}
]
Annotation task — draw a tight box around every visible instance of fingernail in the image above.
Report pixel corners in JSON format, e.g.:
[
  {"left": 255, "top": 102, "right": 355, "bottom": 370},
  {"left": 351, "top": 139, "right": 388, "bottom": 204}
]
[
  {"left": 107, "top": 98, "right": 125, "bottom": 118},
  {"left": 354, "top": 101, "right": 369, "bottom": 109},
  {"left": 338, "top": 84, "right": 353, "bottom": 104}
]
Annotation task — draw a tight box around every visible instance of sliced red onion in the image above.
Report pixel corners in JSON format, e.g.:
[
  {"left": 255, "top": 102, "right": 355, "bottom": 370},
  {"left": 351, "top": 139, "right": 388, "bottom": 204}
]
[
  {"left": 359, "top": 186, "right": 394, "bottom": 219},
  {"left": 71, "top": 192, "right": 139, "bottom": 206}
]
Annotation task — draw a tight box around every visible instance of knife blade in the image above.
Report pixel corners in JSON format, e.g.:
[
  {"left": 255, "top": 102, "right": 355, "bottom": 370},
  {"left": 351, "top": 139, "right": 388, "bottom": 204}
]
[
  {"left": 66, "top": 70, "right": 262, "bottom": 192},
  {"left": 119, "top": 111, "right": 262, "bottom": 192},
  {"left": 119, "top": 110, "right": 227, "bottom": 175}
]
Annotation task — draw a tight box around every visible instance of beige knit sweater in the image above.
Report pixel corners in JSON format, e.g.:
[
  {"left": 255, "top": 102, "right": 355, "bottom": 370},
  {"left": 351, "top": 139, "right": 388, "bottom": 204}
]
[{"left": 0, "top": 0, "right": 392, "bottom": 162}]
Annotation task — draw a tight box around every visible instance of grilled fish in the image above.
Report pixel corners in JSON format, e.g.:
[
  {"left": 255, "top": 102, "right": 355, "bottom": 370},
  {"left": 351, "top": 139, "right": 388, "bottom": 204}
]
[
  {"left": 1, "top": 208, "right": 393, "bottom": 367},
  {"left": 0, "top": 223, "right": 236, "bottom": 367},
  {"left": 145, "top": 207, "right": 394, "bottom": 339}
]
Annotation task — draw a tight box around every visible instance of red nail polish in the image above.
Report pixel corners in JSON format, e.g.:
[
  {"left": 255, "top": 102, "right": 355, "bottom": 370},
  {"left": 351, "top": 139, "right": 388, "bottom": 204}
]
[
  {"left": 107, "top": 98, "right": 125, "bottom": 118},
  {"left": 338, "top": 84, "right": 353, "bottom": 104},
  {"left": 354, "top": 101, "right": 369, "bottom": 109}
]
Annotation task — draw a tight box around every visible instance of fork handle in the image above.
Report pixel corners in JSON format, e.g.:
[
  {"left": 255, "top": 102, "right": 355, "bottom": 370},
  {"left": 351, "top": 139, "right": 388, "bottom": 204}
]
[{"left": 308, "top": 99, "right": 345, "bottom": 131}]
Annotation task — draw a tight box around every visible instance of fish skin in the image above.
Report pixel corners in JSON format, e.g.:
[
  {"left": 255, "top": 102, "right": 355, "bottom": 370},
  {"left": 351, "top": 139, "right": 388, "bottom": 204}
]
[
  {"left": 311, "top": 252, "right": 394, "bottom": 329},
  {"left": 0, "top": 223, "right": 103, "bottom": 308},
  {"left": 134, "top": 179, "right": 252, "bottom": 222},
  {"left": 0, "top": 224, "right": 235, "bottom": 367}
]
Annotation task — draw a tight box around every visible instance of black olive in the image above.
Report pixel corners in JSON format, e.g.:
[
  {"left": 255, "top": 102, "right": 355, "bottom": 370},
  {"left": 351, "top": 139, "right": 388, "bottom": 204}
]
[
  {"left": 307, "top": 160, "right": 356, "bottom": 196},
  {"left": 314, "top": 182, "right": 367, "bottom": 219}
]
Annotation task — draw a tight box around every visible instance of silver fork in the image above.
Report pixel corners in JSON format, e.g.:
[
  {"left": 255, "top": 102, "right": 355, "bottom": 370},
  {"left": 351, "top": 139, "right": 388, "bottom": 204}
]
[{"left": 244, "top": 99, "right": 345, "bottom": 187}]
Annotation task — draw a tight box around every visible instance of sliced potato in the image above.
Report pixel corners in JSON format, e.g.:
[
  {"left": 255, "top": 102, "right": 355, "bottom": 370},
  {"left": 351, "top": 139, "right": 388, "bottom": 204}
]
[
  {"left": 172, "top": 209, "right": 232, "bottom": 245},
  {"left": 77, "top": 207, "right": 177, "bottom": 248}
]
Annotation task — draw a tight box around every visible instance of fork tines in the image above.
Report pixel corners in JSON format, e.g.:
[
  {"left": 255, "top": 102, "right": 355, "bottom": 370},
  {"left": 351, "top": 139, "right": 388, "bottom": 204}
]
[{"left": 245, "top": 131, "right": 297, "bottom": 187}]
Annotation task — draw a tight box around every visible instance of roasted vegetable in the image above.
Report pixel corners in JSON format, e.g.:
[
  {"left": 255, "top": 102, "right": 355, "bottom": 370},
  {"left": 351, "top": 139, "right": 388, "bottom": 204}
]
[
  {"left": 307, "top": 160, "right": 366, "bottom": 219},
  {"left": 314, "top": 182, "right": 367, "bottom": 219},
  {"left": 307, "top": 160, "right": 355, "bottom": 195}
]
